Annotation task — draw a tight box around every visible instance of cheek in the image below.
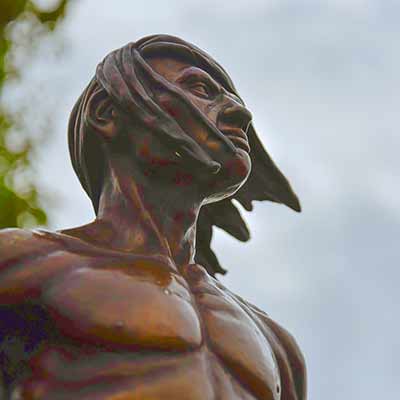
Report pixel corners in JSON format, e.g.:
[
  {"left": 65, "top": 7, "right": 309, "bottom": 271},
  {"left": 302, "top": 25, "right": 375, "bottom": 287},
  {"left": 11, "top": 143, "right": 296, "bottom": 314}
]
[
  {"left": 158, "top": 93, "right": 214, "bottom": 145},
  {"left": 136, "top": 135, "right": 176, "bottom": 169},
  {"left": 159, "top": 95, "right": 182, "bottom": 119}
]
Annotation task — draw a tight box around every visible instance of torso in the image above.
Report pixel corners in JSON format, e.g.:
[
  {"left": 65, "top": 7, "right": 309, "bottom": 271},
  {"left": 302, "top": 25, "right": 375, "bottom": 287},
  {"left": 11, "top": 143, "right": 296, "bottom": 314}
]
[{"left": 0, "top": 229, "right": 306, "bottom": 400}]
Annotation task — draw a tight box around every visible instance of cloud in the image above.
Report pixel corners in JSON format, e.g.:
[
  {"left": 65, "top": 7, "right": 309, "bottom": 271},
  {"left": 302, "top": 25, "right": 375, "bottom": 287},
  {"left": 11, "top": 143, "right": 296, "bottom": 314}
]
[{"left": 8, "top": 1, "right": 398, "bottom": 398}]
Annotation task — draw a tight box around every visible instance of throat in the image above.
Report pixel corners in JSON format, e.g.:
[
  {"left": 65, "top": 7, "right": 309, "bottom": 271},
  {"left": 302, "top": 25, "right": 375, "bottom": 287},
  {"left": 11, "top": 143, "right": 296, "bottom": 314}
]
[{"left": 62, "top": 166, "right": 202, "bottom": 267}]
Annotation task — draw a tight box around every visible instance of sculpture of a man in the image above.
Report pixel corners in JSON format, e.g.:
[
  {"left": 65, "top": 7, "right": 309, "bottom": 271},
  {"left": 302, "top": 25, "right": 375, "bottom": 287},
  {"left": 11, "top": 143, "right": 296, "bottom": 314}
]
[{"left": 0, "top": 35, "right": 306, "bottom": 399}]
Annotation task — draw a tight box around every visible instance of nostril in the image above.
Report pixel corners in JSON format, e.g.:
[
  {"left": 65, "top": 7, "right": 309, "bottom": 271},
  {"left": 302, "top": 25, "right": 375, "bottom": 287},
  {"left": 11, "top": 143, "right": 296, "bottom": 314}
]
[{"left": 219, "top": 105, "right": 252, "bottom": 131}]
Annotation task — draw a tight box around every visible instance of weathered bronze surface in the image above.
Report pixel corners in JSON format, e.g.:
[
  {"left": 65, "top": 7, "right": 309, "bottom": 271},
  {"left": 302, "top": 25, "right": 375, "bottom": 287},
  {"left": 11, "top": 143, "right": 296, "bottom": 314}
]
[{"left": 0, "top": 35, "right": 306, "bottom": 399}]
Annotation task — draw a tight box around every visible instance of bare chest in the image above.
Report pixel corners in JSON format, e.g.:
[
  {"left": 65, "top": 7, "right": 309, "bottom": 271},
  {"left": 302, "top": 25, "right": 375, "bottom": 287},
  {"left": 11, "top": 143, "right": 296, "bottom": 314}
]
[
  {"left": 41, "top": 259, "right": 201, "bottom": 351},
  {"left": 29, "top": 259, "right": 279, "bottom": 399}
]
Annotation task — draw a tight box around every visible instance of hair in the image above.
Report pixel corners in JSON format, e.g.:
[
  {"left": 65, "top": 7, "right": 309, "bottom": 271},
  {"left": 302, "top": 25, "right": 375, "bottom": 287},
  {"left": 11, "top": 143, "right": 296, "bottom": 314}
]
[{"left": 68, "top": 34, "right": 301, "bottom": 276}]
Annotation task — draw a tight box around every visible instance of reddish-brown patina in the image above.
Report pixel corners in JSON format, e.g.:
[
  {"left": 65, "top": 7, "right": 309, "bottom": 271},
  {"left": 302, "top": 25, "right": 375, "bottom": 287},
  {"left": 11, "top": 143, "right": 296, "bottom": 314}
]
[{"left": 0, "top": 35, "right": 306, "bottom": 399}]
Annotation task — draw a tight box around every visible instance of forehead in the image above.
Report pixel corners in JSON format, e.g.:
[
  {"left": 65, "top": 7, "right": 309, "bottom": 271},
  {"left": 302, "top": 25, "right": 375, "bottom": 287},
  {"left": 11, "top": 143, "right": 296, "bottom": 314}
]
[
  {"left": 145, "top": 56, "right": 190, "bottom": 82},
  {"left": 138, "top": 41, "right": 239, "bottom": 96}
]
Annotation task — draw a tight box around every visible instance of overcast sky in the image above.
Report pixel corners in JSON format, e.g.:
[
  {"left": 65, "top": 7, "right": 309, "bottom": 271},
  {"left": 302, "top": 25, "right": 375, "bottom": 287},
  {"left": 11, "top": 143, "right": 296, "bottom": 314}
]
[{"left": 7, "top": 0, "right": 400, "bottom": 398}]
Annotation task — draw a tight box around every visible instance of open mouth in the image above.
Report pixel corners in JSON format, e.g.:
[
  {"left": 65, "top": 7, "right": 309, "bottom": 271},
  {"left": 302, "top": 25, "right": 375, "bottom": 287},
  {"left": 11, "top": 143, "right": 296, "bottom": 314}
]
[{"left": 220, "top": 128, "right": 250, "bottom": 153}]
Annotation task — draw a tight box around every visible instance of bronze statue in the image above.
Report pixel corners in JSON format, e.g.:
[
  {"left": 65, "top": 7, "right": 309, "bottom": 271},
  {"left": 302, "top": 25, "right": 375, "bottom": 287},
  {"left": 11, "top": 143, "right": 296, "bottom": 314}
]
[{"left": 0, "top": 35, "right": 306, "bottom": 399}]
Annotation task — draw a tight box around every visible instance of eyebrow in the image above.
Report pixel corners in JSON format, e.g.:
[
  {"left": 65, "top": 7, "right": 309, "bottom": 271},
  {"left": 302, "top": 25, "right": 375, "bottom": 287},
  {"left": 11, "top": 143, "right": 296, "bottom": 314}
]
[{"left": 176, "top": 67, "right": 219, "bottom": 87}]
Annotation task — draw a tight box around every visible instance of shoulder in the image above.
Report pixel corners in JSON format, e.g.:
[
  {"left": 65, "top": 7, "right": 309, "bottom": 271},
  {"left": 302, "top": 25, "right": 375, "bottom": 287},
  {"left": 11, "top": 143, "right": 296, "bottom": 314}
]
[
  {"left": 217, "top": 284, "right": 307, "bottom": 400},
  {"left": 0, "top": 228, "right": 59, "bottom": 268},
  {"left": 0, "top": 228, "right": 66, "bottom": 305},
  {"left": 242, "top": 297, "right": 307, "bottom": 400}
]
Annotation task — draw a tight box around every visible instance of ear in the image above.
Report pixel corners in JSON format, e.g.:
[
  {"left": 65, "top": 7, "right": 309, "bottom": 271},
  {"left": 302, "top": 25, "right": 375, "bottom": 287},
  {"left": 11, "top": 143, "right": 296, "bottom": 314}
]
[{"left": 85, "top": 86, "right": 118, "bottom": 140}]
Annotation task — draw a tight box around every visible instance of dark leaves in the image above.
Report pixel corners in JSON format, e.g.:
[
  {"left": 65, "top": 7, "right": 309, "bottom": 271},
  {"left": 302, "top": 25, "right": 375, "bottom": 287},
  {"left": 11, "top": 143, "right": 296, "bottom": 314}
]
[{"left": 0, "top": 0, "right": 70, "bottom": 229}]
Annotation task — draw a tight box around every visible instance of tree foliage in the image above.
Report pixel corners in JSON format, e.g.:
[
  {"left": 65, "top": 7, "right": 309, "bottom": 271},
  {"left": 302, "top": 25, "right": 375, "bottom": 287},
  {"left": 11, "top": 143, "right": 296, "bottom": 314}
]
[{"left": 0, "top": 0, "right": 69, "bottom": 228}]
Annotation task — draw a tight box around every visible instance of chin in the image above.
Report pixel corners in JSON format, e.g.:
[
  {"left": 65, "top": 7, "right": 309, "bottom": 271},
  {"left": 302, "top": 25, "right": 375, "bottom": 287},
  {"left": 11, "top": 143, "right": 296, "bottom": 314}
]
[{"left": 203, "top": 150, "right": 251, "bottom": 203}]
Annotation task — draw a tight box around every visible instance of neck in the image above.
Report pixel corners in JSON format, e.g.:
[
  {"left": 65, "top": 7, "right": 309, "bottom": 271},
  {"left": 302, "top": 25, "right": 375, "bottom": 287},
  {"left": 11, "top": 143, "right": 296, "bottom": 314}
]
[{"left": 65, "top": 154, "right": 203, "bottom": 267}]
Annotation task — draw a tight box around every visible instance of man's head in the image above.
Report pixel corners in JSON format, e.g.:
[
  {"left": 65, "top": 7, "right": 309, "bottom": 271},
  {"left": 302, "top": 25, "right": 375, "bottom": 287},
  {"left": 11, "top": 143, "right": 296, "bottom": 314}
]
[
  {"left": 69, "top": 35, "right": 258, "bottom": 210},
  {"left": 68, "top": 34, "right": 301, "bottom": 275}
]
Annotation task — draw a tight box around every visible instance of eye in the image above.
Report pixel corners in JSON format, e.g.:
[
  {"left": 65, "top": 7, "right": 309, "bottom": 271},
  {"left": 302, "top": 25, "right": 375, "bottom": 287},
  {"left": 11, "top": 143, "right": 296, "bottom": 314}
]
[
  {"left": 188, "top": 82, "right": 213, "bottom": 99},
  {"left": 177, "top": 69, "right": 220, "bottom": 99}
]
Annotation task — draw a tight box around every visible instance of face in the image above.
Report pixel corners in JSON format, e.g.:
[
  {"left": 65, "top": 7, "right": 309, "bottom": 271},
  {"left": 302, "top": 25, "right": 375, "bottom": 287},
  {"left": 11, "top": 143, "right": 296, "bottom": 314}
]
[
  {"left": 131, "top": 56, "right": 253, "bottom": 202},
  {"left": 112, "top": 57, "right": 251, "bottom": 202}
]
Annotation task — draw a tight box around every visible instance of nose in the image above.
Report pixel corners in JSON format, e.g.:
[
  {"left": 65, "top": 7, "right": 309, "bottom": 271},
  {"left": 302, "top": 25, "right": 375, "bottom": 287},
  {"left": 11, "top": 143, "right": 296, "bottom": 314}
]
[{"left": 218, "top": 103, "right": 253, "bottom": 132}]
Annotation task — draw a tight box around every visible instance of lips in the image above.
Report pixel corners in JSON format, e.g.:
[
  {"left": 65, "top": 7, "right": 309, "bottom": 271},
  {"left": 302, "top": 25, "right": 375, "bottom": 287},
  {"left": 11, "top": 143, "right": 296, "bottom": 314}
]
[{"left": 220, "top": 128, "right": 250, "bottom": 153}]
